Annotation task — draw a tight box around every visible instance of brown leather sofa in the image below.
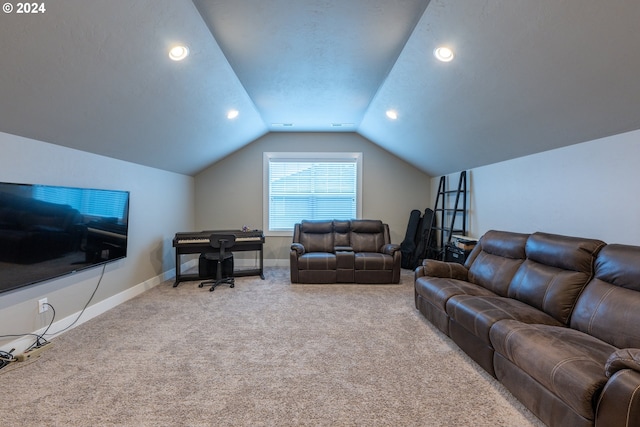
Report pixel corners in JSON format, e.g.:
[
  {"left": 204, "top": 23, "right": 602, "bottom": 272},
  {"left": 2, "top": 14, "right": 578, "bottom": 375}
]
[
  {"left": 415, "top": 230, "right": 640, "bottom": 427},
  {"left": 290, "top": 219, "right": 401, "bottom": 284}
]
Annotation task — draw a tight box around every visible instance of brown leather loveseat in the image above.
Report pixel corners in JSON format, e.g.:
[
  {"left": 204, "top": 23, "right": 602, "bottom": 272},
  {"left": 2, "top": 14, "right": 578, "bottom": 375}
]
[
  {"left": 415, "top": 230, "right": 640, "bottom": 427},
  {"left": 290, "top": 219, "right": 401, "bottom": 284}
]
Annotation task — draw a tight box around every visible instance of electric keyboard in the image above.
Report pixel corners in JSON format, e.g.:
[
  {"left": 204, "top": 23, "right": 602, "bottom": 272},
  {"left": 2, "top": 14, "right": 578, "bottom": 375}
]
[
  {"left": 173, "top": 230, "right": 263, "bottom": 246},
  {"left": 172, "top": 229, "right": 265, "bottom": 286}
]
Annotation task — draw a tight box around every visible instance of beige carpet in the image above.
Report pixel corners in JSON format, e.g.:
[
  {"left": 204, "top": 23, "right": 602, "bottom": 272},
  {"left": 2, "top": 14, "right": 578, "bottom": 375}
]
[{"left": 0, "top": 268, "right": 544, "bottom": 426}]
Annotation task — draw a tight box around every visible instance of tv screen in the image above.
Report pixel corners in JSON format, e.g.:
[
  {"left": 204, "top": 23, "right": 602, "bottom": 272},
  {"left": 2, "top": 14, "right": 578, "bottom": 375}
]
[{"left": 0, "top": 182, "right": 129, "bottom": 294}]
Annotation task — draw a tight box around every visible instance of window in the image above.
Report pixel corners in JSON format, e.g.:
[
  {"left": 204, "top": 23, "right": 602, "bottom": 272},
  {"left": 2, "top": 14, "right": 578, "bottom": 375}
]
[{"left": 264, "top": 152, "right": 362, "bottom": 236}]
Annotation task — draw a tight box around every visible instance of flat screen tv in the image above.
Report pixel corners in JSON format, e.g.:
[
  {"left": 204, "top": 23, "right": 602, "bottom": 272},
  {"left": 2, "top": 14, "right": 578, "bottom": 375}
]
[{"left": 0, "top": 182, "right": 129, "bottom": 294}]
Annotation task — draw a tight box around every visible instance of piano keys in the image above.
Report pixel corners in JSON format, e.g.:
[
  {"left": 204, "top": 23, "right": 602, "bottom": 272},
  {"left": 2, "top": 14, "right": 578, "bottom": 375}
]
[
  {"left": 172, "top": 229, "right": 265, "bottom": 287},
  {"left": 174, "top": 230, "right": 263, "bottom": 245}
]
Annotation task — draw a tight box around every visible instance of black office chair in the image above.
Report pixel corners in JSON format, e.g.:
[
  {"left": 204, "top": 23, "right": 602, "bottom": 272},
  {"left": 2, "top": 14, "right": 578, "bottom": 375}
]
[{"left": 199, "top": 234, "right": 235, "bottom": 292}]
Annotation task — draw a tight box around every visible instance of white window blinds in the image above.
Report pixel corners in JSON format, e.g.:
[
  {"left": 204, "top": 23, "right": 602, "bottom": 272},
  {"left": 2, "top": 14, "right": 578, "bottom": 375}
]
[{"left": 265, "top": 153, "right": 362, "bottom": 233}]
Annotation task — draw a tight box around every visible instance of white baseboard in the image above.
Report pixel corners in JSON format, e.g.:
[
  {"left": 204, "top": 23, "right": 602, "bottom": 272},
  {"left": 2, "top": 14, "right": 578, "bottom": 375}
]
[
  {"left": 2, "top": 258, "right": 287, "bottom": 358},
  {"left": 235, "top": 258, "right": 287, "bottom": 268},
  {"left": 1, "top": 260, "right": 197, "bottom": 357},
  {"left": 264, "top": 259, "right": 288, "bottom": 268}
]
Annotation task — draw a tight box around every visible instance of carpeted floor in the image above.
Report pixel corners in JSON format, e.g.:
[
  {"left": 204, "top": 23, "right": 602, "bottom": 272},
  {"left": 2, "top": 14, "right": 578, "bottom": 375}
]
[{"left": 0, "top": 268, "right": 544, "bottom": 426}]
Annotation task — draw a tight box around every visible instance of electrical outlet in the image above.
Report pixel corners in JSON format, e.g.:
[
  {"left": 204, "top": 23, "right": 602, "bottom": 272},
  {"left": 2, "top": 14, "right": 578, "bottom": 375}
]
[{"left": 38, "top": 298, "right": 48, "bottom": 314}]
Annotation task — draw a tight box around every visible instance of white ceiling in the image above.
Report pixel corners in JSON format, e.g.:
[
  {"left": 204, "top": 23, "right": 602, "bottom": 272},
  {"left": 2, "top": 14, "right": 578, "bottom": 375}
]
[{"left": 1, "top": 0, "right": 639, "bottom": 176}]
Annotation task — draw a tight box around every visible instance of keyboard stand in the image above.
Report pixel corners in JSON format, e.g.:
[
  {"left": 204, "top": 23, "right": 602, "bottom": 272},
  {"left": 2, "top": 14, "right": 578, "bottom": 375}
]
[{"left": 172, "top": 230, "right": 265, "bottom": 287}]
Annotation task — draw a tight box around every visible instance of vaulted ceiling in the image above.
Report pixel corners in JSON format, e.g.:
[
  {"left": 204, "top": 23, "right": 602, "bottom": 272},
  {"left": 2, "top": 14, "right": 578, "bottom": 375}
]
[{"left": 1, "top": 0, "right": 639, "bottom": 176}]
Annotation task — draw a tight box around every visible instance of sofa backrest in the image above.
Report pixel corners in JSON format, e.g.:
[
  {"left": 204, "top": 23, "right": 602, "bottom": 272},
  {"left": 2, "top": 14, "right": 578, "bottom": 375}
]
[
  {"left": 349, "top": 219, "right": 387, "bottom": 252},
  {"left": 298, "top": 220, "right": 334, "bottom": 253},
  {"left": 507, "top": 232, "right": 605, "bottom": 325},
  {"left": 570, "top": 244, "right": 640, "bottom": 349},
  {"left": 294, "top": 219, "right": 390, "bottom": 253},
  {"left": 333, "top": 220, "right": 351, "bottom": 247},
  {"left": 467, "top": 230, "right": 529, "bottom": 296}
]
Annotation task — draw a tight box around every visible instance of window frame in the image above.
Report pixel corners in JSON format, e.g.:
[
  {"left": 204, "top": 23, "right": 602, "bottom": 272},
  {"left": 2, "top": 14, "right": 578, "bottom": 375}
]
[{"left": 263, "top": 152, "right": 363, "bottom": 237}]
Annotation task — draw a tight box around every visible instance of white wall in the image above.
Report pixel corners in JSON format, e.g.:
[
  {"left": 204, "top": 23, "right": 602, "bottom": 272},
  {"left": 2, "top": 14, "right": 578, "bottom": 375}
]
[
  {"left": 0, "top": 132, "right": 194, "bottom": 350},
  {"left": 195, "top": 132, "right": 432, "bottom": 264},
  {"left": 438, "top": 129, "right": 640, "bottom": 245}
]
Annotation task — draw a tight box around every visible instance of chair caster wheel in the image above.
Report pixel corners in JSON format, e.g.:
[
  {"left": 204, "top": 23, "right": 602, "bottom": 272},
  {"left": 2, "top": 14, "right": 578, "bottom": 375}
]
[
  {"left": 230, "top": 284, "right": 235, "bottom": 288},
  {"left": 209, "top": 288, "right": 215, "bottom": 292},
  {"left": 198, "top": 284, "right": 203, "bottom": 288}
]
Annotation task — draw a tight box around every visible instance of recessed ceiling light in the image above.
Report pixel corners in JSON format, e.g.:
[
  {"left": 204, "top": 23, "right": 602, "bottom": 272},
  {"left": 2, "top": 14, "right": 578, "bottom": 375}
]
[
  {"left": 434, "top": 46, "right": 454, "bottom": 62},
  {"left": 169, "top": 45, "right": 189, "bottom": 61},
  {"left": 227, "top": 109, "right": 239, "bottom": 120},
  {"left": 386, "top": 110, "right": 398, "bottom": 120}
]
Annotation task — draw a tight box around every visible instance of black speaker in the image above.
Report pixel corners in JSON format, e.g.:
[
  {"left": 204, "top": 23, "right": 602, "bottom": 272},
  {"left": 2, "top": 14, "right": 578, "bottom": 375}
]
[
  {"left": 444, "top": 244, "right": 471, "bottom": 265},
  {"left": 198, "top": 253, "right": 234, "bottom": 278}
]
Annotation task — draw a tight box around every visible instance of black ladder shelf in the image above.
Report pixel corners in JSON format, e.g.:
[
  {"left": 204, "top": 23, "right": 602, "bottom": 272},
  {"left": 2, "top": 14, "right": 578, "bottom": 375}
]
[{"left": 426, "top": 171, "right": 467, "bottom": 261}]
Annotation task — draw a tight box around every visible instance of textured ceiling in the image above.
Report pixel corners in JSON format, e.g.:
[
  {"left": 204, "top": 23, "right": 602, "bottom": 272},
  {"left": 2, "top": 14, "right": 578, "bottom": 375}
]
[
  {"left": 194, "top": 0, "right": 428, "bottom": 130},
  {"left": 0, "top": 0, "right": 639, "bottom": 176}
]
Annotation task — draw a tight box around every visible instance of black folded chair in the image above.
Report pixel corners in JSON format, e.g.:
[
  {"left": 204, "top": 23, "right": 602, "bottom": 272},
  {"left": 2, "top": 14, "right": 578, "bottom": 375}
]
[{"left": 199, "top": 234, "right": 235, "bottom": 292}]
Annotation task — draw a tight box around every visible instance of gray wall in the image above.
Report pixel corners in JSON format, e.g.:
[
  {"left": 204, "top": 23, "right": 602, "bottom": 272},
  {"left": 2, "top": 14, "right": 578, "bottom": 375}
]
[
  {"left": 194, "top": 132, "right": 432, "bottom": 265},
  {"left": 434, "top": 129, "right": 640, "bottom": 245},
  {"left": 0, "top": 131, "right": 194, "bottom": 348},
  {"left": 6, "top": 125, "right": 638, "bottom": 353}
]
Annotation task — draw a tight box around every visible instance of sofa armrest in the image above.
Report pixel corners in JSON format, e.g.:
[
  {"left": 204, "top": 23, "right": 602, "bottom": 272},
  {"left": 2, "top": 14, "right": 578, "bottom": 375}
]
[
  {"left": 415, "top": 259, "right": 469, "bottom": 280},
  {"left": 596, "top": 349, "right": 640, "bottom": 427},
  {"left": 381, "top": 243, "right": 400, "bottom": 255},
  {"left": 605, "top": 348, "right": 640, "bottom": 377},
  {"left": 291, "top": 243, "right": 305, "bottom": 256},
  {"left": 335, "top": 246, "right": 353, "bottom": 252}
]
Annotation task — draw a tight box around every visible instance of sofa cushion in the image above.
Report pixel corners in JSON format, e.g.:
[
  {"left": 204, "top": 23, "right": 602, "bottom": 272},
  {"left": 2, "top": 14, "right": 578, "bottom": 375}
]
[
  {"left": 446, "top": 295, "right": 563, "bottom": 344},
  {"left": 524, "top": 232, "right": 605, "bottom": 272},
  {"left": 467, "top": 230, "right": 529, "bottom": 296},
  {"left": 333, "top": 220, "right": 351, "bottom": 247},
  {"left": 297, "top": 252, "right": 336, "bottom": 270},
  {"left": 354, "top": 252, "right": 394, "bottom": 270},
  {"left": 570, "top": 244, "right": 640, "bottom": 349},
  {"left": 507, "top": 232, "right": 605, "bottom": 324},
  {"left": 350, "top": 219, "right": 383, "bottom": 233},
  {"left": 350, "top": 220, "right": 385, "bottom": 252},
  {"left": 592, "top": 244, "right": 640, "bottom": 292},
  {"left": 299, "top": 220, "right": 333, "bottom": 234},
  {"left": 491, "top": 319, "right": 615, "bottom": 420},
  {"left": 299, "top": 220, "right": 334, "bottom": 253},
  {"left": 415, "top": 277, "right": 497, "bottom": 314}
]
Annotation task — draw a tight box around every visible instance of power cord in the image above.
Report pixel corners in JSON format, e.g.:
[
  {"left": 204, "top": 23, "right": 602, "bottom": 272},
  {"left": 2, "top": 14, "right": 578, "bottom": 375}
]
[
  {"left": 0, "top": 262, "right": 106, "bottom": 370},
  {"left": 0, "top": 306, "right": 54, "bottom": 374},
  {"left": 26, "top": 303, "right": 54, "bottom": 352},
  {"left": 0, "top": 348, "right": 17, "bottom": 370},
  {"left": 46, "top": 262, "right": 105, "bottom": 336}
]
